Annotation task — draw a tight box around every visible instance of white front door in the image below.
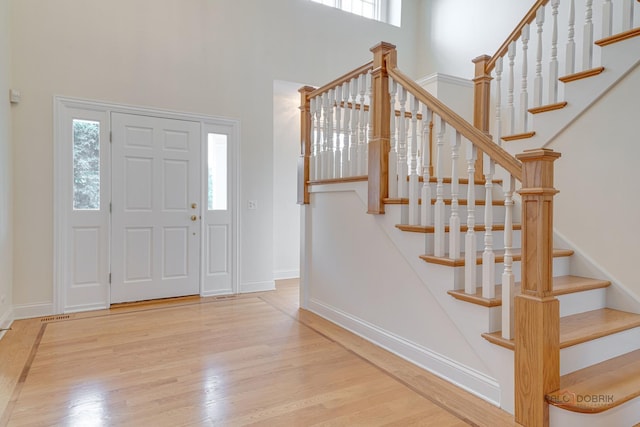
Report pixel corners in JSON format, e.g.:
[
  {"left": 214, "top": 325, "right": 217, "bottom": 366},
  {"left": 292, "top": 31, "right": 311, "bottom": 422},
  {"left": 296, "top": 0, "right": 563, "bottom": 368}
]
[{"left": 110, "top": 113, "right": 201, "bottom": 303}]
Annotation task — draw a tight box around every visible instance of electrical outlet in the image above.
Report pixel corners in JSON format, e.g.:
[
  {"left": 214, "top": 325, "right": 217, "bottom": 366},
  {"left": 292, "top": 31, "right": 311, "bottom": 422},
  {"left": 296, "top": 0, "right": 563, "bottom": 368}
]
[{"left": 248, "top": 200, "right": 258, "bottom": 210}]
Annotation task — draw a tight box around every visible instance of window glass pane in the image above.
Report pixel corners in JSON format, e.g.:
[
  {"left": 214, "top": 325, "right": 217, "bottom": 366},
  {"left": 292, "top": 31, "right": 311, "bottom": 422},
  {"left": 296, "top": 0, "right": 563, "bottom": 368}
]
[
  {"left": 73, "top": 119, "right": 100, "bottom": 210},
  {"left": 208, "top": 133, "right": 228, "bottom": 211},
  {"left": 312, "top": 0, "right": 383, "bottom": 22}
]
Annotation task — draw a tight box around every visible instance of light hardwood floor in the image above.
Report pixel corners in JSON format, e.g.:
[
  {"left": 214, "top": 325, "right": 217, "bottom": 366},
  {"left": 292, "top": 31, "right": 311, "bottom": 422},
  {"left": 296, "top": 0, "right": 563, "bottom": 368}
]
[{"left": 0, "top": 280, "right": 518, "bottom": 426}]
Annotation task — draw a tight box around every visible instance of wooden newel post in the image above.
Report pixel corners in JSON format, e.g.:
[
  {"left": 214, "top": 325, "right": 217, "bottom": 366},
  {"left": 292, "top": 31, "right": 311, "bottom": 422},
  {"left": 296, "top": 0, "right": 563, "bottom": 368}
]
[
  {"left": 367, "top": 42, "right": 396, "bottom": 214},
  {"left": 514, "top": 148, "right": 561, "bottom": 427},
  {"left": 472, "top": 55, "right": 492, "bottom": 183},
  {"left": 298, "top": 86, "right": 315, "bottom": 205}
]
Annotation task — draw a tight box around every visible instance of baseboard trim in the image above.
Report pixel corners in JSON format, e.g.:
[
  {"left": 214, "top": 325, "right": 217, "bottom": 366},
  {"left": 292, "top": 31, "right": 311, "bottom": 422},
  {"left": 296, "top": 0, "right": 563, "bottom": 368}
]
[
  {"left": 240, "top": 280, "right": 276, "bottom": 294},
  {"left": 273, "top": 269, "right": 300, "bottom": 280},
  {"left": 308, "top": 298, "right": 501, "bottom": 406},
  {"left": 12, "top": 302, "right": 54, "bottom": 320},
  {"left": 0, "top": 307, "right": 14, "bottom": 341}
]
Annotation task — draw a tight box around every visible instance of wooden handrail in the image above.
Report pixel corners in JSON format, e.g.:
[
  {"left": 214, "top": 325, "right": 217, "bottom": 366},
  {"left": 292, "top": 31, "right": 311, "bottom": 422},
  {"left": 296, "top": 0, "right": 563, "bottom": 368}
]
[
  {"left": 309, "top": 61, "right": 374, "bottom": 99},
  {"left": 485, "top": 0, "right": 549, "bottom": 73},
  {"left": 387, "top": 65, "right": 522, "bottom": 182}
]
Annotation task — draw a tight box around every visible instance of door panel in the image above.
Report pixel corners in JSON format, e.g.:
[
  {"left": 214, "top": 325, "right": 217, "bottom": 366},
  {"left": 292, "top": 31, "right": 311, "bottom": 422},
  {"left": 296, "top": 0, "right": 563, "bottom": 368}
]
[{"left": 111, "top": 113, "right": 200, "bottom": 303}]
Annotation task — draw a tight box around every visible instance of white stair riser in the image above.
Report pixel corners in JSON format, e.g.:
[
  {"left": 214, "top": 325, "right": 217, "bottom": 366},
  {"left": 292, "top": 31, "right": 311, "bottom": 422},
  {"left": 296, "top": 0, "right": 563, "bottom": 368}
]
[
  {"left": 425, "top": 229, "right": 522, "bottom": 253},
  {"left": 557, "top": 288, "right": 607, "bottom": 317},
  {"left": 560, "top": 327, "right": 640, "bottom": 376},
  {"left": 417, "top": 182, "right": 502, "bottom": 201},
  {"left": 452, "top": 256, "right": 571, "bottom": 288},
  {"left": 401, "top": 203, "right": 508, "bottom": 225}
]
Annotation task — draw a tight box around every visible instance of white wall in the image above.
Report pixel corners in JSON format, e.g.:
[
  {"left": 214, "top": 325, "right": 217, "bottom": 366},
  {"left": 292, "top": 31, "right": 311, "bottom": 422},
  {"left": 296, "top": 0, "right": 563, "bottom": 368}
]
[
  {"left": 0, "top": 0, "right": 13, "bottom": 328},
  {"left": 9, "top": 0, "right": 420, "bottom": 310},
  {"left": 550, "top": 65, "right": 640, "bottom": 302},
  {"left": 273, "top": 80, "right": 302, "bottom": 279},
  {"left": 422, "top": 0, "right": 531, "bottom": 79}
]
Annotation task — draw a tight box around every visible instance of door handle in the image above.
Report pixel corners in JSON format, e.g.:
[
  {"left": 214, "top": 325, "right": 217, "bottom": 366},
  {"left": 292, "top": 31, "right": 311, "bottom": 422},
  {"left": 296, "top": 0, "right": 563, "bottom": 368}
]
[{"left": 191, "top": 215, "right": 197, "bottom": 222}]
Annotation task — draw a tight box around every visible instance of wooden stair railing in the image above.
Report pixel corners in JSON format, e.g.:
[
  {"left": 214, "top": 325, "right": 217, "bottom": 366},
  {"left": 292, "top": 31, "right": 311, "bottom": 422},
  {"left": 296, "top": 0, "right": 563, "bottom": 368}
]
[
  {"left": 476, "top": 0, "right": 638, "bottom": 145},
  {"left": 299, "top": 40, "right": 564, "bottom": 426},
  {"left": 297, "top": 61, "right": 375, "bottom": 205},
  {"left": 469, "top": 2, "right": 638, "bottom": 422}
]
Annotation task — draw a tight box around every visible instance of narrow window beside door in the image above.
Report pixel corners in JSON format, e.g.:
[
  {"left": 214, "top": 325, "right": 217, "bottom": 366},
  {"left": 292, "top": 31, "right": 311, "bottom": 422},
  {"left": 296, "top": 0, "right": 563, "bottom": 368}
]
[
  {"left": 73, "top": 119, "right": 100, "bottom": 210},
  {"left": 208, "top": 133, "right": 227, "bottom": 211}
]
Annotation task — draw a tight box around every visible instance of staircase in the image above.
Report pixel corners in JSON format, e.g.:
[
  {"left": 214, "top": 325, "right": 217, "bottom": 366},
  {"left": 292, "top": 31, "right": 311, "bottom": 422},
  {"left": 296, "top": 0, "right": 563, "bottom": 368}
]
[
  {"left": 386, "top": 178, "right": 640, "bottom": 425},
  {"left": 298, "top": 1, "right": 640, "bottom": 425}
]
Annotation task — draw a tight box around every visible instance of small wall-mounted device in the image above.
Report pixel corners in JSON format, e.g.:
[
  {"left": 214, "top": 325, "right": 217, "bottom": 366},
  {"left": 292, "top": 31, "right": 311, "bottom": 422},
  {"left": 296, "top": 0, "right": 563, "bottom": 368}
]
[{"left": 9, "top": 89, "right": 21, "bottom": 104}]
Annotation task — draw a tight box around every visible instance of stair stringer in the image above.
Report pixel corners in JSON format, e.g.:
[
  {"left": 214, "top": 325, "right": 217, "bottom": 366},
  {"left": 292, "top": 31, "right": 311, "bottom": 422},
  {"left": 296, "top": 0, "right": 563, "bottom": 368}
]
[
  {"left": 500, "top": 35, "right": 640, "bottom": 154},
  {"left": 304, "top": 182, "right": 515, "bottom": 411}
]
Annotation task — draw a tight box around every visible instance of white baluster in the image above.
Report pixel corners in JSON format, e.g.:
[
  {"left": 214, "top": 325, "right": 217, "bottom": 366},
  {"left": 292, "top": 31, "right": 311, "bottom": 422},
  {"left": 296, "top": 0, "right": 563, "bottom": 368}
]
[
  {"left": 420, "top": 105, "right": 433, "bottom": 227},
  {"left": 409, "top": 95, "right": 420, "bottom": 225},
  {"left": 341, "top": 82, "right": 351, "bottom": 178},
  {"left": 495, "top": 57, "right": 503, "bottom": 144},
  {"left": 520, "top": 24, "right": 530, "bottom": 133},
  {"left": 321, "top": 92, "right": 330, "bottom": 180},
  {"left": 434, "top": 117, "right": 446, "bottom": 257},
  {"left": 388, "top": 79, "right": 398, "bottom": 198},
  {"left": 482, "top": 157, "right": 496, "bottom": 299},
  {"left": 334, "top": 85, "right": 342, "bottom": 179},
  {"left": 358, "top": 73, "right": 367, "bottom": 176},
  {"left": 534, "top": 6, "right": 545, "bottom": 108},
  {"left": 507, "top": 42, "right": 516, "bottom": 135},
  {"left": 309, "top": 97, "right": 317, "bottom": 180},
  {"left": 366, "top": 72, "right": 373, "bottom": 176},
  {"left": 583, "top": 0, "right": 594, "bottom": 70},
  {"left": 397, "top": 87, "right": 408, "bottom": 199},
  {"left": 328, "top": 89, "right": 336, "bottom": 179},
  {"left": 449, "top": 132, "right": 461, "bottom": 259},
  {"left": 314, "top": 96, "right": 323, "bottom": 180},
  {"left": 549, "top": 0, "right": 560, "bottom": 104},
  {"left": 350, "top": 78, "right": 359, "bottom": 177},
  {"left": 501, "top": 175, "right": 516, "bottom": 340},
  {"left": 566, "top": 0, "right": 576, "bottom": 75},
  {"left": 464, "top": 142, "right": 478, "bottom": 294},
  {"left": 602, "top": 0, "right": 613, "bottom": 38},
  {"left": 622, "top": 0, "right": 634, "bottom": 31}
]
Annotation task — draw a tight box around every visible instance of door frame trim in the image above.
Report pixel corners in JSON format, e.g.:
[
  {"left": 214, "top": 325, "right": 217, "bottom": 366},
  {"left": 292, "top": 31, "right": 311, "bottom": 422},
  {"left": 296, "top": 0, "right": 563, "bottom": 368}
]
[{"left": 53, "top": 96, "right": 240, "bottom": 314}]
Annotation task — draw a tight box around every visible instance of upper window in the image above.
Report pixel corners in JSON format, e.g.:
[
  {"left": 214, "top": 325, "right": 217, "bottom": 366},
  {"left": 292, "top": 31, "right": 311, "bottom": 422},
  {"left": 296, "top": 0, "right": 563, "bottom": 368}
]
[{"left": 311, "top": 0, "right": 401, "bottom": 26}]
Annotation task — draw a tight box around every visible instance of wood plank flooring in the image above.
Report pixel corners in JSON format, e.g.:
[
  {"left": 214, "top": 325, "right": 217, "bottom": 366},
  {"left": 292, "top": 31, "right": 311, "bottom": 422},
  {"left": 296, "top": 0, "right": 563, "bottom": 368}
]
[{"left": 0, "top": 280, "right": 517, "bottom": 426}]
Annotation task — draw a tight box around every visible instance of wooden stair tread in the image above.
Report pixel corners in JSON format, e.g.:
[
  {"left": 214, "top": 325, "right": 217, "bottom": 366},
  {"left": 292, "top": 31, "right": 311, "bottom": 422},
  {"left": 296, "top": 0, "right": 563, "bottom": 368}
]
[
  {"left": 501, "top": 131, "right": 536, "bottom": 142},
  {"left": 396, "top": 223, "right": 522, "bottom": 234},
  {"left": 448, "top": 275, "right": 610, "bottom": 308},
  {"left": 383, "top": 198, "right": 504, "bottom": 206},
  {"left": 595, "top": 27, "right": 640, "bottom": 47},
  {"left": 482, "top": 308, "right": 640, "bottom": 351},
  {"left": 528, "top": 101, "right": 568, "bottom": 114},
  {"left": 419, "top": 248, "right": 574, "bottom": 267},
  {"left": 308, "top": 176, "right": 368, "bottom": 185},
  {"left": 547, "top": 349, "right": 640, "bottom": 413},
  {"left": 559, "top": 66, "right": 605, "bottom": 83}
]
